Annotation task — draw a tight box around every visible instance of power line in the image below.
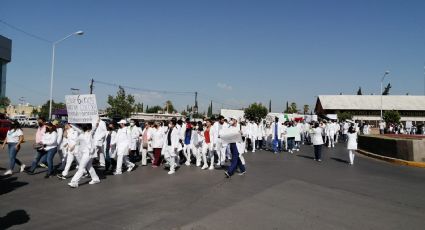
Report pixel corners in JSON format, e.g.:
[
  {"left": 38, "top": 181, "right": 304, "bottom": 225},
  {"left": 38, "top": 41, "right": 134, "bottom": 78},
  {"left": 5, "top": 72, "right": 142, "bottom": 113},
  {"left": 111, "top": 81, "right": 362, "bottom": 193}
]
[{"left": 0, "top": 19, "right": 52, "bottom": 43}]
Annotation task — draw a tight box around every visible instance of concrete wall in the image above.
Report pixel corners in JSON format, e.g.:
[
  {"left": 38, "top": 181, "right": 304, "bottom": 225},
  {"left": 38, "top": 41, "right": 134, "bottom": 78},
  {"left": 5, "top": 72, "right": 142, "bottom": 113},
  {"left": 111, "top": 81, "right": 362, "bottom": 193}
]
[{"left": 358, "top": 135, "right": 425, "bottom": 162}]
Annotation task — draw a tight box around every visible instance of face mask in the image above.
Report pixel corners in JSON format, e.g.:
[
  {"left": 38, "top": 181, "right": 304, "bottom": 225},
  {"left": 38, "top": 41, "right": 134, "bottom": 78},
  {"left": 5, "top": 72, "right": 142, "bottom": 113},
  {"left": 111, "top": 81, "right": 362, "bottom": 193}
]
[
  {"left": 195, "top": 126, "right": 199, "bottom": 129},
  {"left": 130, "top": 123, "right": 135, "bottom": 127},
  {"left": 168, "top": 124, "right": 173, "bottom": 128},
  {"left": 229, "top": 120, "right": 234, "bottom": 125}
]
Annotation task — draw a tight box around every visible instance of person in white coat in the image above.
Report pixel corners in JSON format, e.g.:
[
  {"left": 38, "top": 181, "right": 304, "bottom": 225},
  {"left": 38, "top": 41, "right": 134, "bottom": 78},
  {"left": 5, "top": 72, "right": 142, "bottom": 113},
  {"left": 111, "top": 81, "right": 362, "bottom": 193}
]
[
  {"left": 310, "top": 122, "right": 324, "bottom": 161},
  {"left": 93, "top": 119, "right": 107, "bottom": 167},
  {"left": 114, "top": 120, "right": 136, "bottom": 175},
  {"left": 271, "top": 117, "right": 283, "bottom": 153},
  {"left": 140, "top": 122, "right": 154, "bottom": 166},
  {"left": 249, "top": 121, "right": 258, "bottom": 153},
  {"left": 163, "top": 119, "right": 180, "bottom": 175},
  {"left": 347, "top": 126, "right": 358, "bottom": 165},
  {"left": 223, "top": 117, "right": 246, "bottom": 178},
  {"left": 215, "top": 116, "right": 229, "bottom": 167},
  {"left": 104, "top": 123, "right": 117, "bottom": 173},
  {"left": 128, "top": 120, "right": 142, "bottom": 163},
  {"left": 57, "top": 123, "right": 81, "bottom": 180},
  {"left": 150, "top": 123, "right": 165, "bottom": 167},
  {"left": 68, "top": 122, "right": 101, "bottom": 188},
  {"left": 201, "top": 119, "right": 215, "bottom": 170}
]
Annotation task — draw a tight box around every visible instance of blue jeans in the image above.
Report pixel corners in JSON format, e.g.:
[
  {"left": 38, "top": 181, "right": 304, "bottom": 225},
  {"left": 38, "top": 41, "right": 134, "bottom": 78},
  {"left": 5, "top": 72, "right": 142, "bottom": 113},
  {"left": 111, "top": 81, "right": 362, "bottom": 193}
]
[
  {"left": 30, "top": 147, "right": 57, "bottom": 175},
  {"left": 227, "top": 143, "right": 246, "bottom": 176},
  {"left": 8, "top": 143, "right": 23, "bottom": 170},
  {"left": 287, "top": 137, "right": 295, "bottom": 150},
  {"left": 272, "top": 139, "right": 282, "bottom": 153}
]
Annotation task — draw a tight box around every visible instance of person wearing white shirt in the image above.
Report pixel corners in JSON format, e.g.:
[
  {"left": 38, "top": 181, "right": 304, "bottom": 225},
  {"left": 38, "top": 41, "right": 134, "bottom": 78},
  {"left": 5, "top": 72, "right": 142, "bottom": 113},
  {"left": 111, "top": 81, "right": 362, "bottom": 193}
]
[
  {"left": 114, "top": 120, "right": 136, "bottom": 175},
  {"left": 201, "top": 119, "right": 215, "bottom": 170},
  {"left": 216, "top": 116, "right": 229, "bottom": 167},
  {"left": 57, "top": 124, "right": 81, "bottom": 179},
  {"left": 140, "top": 122, "right": 154, "bottom": 166},
  {"left": 163, "top": 120, "right": 180, "bottom": 175},
  {"left": 104, "top": 123, "right": 117, "bottom": 173},
  {"left": 28, "top": 122, "right": 58, "bottom": 178},
  {"left": 2, "top": 121, "right": 25, "bottom": 175},
  {"left": 271, "top": 117, "right": 283, "bottom": 153},
  {"left": 363, "top": 122, "right": 370, "bottom": 135},
  {"left": 128, "top": 120, "right": 142, "bottom": 163},
  {"left": 310, "top": 122, "right": 324, "bottom": 162},
  {"left": 249, "top": 121, "right": 258, "bottom": 153},
  {"left": 294, "top": 121, "right": 302, "bottom": 151},
  {"left": 223, "top": 117, "right": 246, "bottom": 178},
  {"left": 93, "top": 119, "right": 108, "bottom": 167},
  {"left": 347, "top": 126, "right": 358, "bottom": 165},
  {"left": 68, "top": 121, "right": 101, "bottom": 188},
  {"left": 150, "top": 123, "right": 165, "bottom": 167}
]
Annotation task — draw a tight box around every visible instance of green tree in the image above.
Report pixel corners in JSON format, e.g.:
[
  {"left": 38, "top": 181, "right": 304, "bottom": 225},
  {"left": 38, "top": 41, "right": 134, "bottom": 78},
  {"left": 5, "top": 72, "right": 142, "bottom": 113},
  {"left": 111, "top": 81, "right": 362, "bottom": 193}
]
[
  {"left": 244, "top": 103, "right": 268, "bottom": 122},
  {"left": 337, "top": 111, "right": 353, "bottom": 122},
  {"left": 357, "top": 87, "right": 362, "bottom": 95},
  {"left": 383, "top": 110, "right": 401, "bottom": 124},
  {"left": 207, "top": 101, "right": 213, "bottom": 117},
  {"left": 164, "top": 100, "right": 175, "bottom": 114},
  {"left": 134, "top": 102, "right": 144, "bottom": 113},
  {"left": 39, "top": 100, "right": 66, "bottom": 119},
  {"left": 285, "top": 102, "right": 298, "bottom": 113},
  {"left": 303, "top": 105, "right": 309, "bottom": 114},
  {"left": 0, "top": 97, "right": 10, "bottom": 109},
  {"left": 146, "top": 105, "right": 163, "bottom": 114},
  {"left": 106, "top": 86, "right": 135, "bottom": 118},
  {"left": 382, "top": 83, "right": 391, "bottom": 95},
  {"left": 31, "top": 108, "right": 40, "bottom": 117}
]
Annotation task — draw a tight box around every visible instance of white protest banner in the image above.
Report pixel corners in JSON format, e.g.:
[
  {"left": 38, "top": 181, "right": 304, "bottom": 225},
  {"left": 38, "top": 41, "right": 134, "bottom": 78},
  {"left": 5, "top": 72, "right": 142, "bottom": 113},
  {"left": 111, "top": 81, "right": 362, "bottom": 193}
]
[{"left": 65, "top": 94, "right": 98, "bottom": 123}]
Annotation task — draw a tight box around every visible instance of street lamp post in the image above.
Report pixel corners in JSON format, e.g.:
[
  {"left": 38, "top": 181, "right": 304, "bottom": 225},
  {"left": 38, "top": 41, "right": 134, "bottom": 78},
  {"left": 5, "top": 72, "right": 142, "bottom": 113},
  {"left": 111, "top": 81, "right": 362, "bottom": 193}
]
[
  {"left": 48, "top": 31, "right": 84, "bottom": 120},
  {"left": 380, "top": 71, "right": 390, "bottom": 121}
]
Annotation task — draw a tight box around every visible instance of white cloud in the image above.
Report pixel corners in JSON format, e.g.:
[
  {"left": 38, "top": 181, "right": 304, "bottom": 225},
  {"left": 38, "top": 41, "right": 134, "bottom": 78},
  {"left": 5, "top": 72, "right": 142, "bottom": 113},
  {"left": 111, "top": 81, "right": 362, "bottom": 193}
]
[{"left": 217, "top": 82, "right": 233, "bottom": 91}]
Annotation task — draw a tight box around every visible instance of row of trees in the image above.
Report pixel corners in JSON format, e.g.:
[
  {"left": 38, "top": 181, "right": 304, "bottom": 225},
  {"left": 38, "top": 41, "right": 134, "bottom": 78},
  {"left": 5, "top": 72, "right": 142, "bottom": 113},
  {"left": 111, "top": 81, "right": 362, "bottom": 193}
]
[
  {"left": 356, "top": 83, "right": 392, "bottom": 95},
  {"left": 337, "top": 110, "right": 401, "bottom": 124}
]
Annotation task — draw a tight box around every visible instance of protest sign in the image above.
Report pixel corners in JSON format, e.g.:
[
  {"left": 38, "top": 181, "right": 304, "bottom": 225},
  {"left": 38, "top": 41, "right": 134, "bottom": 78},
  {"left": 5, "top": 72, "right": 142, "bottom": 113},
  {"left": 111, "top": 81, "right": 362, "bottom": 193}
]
[{"left": 65, "top": 94, "right": 98, "bottom": 123}]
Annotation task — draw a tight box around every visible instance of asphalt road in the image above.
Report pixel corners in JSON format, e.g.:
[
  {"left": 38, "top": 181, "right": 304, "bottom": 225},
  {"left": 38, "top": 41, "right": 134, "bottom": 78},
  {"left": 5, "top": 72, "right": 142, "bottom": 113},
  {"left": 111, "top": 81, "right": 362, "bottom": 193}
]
[{"left": 1, "top": 137, "right": 425, "bottom": 230}]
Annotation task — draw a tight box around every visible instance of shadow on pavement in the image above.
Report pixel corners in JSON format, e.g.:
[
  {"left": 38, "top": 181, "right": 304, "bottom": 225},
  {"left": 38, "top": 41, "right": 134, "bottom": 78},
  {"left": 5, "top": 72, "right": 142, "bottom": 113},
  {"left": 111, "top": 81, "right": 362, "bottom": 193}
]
[
  {"left": 0, "top": 176, "right": 28, "bottom": 196},
  {"left": 296, "top": 154, "right": 315, "bottom": 160},
  {"left": 330, "top": 157, "right": 349, "bottom": 164},
  {"left": 0, "top": 210, "right": 30, "bottom": 229}
]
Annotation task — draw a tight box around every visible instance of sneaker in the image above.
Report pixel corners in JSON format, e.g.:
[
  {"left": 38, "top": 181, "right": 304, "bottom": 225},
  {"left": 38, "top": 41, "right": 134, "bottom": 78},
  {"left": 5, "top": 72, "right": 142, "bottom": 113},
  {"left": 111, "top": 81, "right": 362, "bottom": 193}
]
[
  {"left": 224, "top": 172, "right": 231, "bottom": 178},
  {"left": 238, "top": 171, "right": 246, "bottom": 176},
  {"left": 82, "top": 173, "right": 90, "bottom": 178},
  {"left": 201, "top": 165, "right": 208, "bottom": 170},
  {"left": 57, "top": 174, "right": 67, "bottom": 180},
  {"left": 20, "top": 164, "right": 26, "bottom": 173},
  {"left": 127, "top": 164, "right": 135, "bottom": 172},
  {"left": 317, "top": 159, "right": 322, "bottom": 162},
  {"left": 113, "top": 171, "right": 122, "bottom": 175},
  {"left": 89, "top": 180, "right": 100, "bottom": 185},
  {"left": 168, "top": 170, "right": 175, "bottom": 175},
  {"left": 152, "top": 165, "right": 158, "bottom": 168},
  {"left": 39, "top": 163, "right": 48, "bottom": 169},
  {"left": 68, "top": 182, "right": 78, "bottom": 188},
  {"left": 208, "top": 166, "right": 215, "bottom": 170},
  {"left": 185, "top": 161, "right": 191, "bottom": 166},
  {"left": 3, "top": 170, "right": 12, "bottom": 175}
]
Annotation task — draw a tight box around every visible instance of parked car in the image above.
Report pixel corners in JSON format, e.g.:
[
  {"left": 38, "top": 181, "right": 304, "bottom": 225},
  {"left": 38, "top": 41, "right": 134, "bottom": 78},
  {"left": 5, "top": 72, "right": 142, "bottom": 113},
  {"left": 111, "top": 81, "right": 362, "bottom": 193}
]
[
  {"left": 0, "top": 120, "right": 12, "bottom": 142},
  {"left": 25, "top": 117, "right": 38, "bottom": 127}
]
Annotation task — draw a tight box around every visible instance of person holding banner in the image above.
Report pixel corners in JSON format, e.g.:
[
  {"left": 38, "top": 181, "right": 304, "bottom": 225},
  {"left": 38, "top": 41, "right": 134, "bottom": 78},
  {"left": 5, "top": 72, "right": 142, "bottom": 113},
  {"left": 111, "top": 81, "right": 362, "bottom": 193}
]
[
  {"left": 221, "top": 117, "right": 246, "bottom": 178},
  {"left": 68, "top": 121, "right": 101, "bottom": 188},
  {"left": 114, "top": 120, "right": 136, "bottom": 175}
]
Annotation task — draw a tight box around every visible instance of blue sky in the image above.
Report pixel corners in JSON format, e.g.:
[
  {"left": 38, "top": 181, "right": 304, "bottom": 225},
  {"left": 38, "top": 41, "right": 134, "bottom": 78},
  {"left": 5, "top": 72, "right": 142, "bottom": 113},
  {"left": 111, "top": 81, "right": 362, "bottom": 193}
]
[{"left": 1, "top": 0, "right": 425, "bottom": 113}]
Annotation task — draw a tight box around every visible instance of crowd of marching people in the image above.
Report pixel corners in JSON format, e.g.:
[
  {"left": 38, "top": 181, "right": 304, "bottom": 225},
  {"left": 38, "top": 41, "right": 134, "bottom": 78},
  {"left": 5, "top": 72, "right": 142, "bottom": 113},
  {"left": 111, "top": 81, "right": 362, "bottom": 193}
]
[{"left": 1, "top": 115, "right": 364, "bottom": 188}]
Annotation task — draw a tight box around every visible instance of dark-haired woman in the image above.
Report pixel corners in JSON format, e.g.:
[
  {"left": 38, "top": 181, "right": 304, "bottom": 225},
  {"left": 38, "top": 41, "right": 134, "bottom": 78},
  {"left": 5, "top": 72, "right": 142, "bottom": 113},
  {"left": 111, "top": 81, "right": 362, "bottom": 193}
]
[
  {"left": 2, "top": 122, "right": 25, "bottom": 175},
  {"left": 28, "top": 122, "right": 58, "bottom": 178},
  {"left": 310, "top": 122, "right": 324, "bottom": 162},
  {"left": 347, "top": 126, "right": 358, "bottom": 165}
]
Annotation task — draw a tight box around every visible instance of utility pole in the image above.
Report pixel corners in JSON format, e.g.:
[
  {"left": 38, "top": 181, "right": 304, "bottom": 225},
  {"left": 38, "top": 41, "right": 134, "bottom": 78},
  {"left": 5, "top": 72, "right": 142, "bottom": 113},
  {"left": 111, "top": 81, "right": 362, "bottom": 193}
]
[
  {"left": 194, "top": 91, "right": 198, "bottom": 114},
  {"left": 89, "top": 78, "right": 94, "bottom": 94}
]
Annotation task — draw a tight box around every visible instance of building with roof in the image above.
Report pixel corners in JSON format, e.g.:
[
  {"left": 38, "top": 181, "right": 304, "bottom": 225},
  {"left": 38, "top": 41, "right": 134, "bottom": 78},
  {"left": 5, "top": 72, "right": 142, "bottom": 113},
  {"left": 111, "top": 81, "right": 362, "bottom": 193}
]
[
  {"left": 315, "top": 95, "right": 425, "bottom": 123},
  {"left": 0, "top": 35, "right": 12, "bottom": 97}
]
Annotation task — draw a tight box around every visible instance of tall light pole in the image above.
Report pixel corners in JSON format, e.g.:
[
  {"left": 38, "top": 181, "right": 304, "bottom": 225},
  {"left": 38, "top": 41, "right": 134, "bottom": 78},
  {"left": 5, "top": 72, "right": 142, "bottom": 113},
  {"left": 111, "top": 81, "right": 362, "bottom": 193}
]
[
  {"left": 380, "top": 70, "right": 390, "bottom": 120},
  {"left": 49, "top": 31, "right": 84, "bottom": 120}
]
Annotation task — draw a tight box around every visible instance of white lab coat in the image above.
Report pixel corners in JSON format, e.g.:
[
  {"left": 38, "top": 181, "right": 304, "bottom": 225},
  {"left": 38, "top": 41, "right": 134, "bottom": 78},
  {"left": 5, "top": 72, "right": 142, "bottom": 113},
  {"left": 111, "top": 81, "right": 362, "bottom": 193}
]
[
  {"left": 93, "top": 120, "right": 107, "bottom": 147},
  {"left": 271, "top": 122, "right": 283, "bottom": 139},
  {"left": 347, "top": 133, "right": 358, "bottom": 150},
  {"left": 128, "top": 126, "right": 142, "bottom": 151},
  {"left": 311, "top": 127, "right": 324, "bottom": 145},
  {"left": 162, "top": 127, "right": 180, "bottom": 157},
  {"left": 116, "top": 127, "right": 130, "bottom": 156},
  {"left": 42, "top": 131, "right": 58, "bottom": 151},
  {"left": 151, "top": 128, "right": 165, "bottom": 149}
]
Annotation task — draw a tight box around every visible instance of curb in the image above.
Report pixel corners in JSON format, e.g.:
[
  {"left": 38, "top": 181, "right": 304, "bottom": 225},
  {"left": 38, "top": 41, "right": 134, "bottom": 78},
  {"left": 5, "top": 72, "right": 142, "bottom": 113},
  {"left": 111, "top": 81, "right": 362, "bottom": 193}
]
[{"left": 357, "top": 149, "right": 425, "bottom": 168}]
